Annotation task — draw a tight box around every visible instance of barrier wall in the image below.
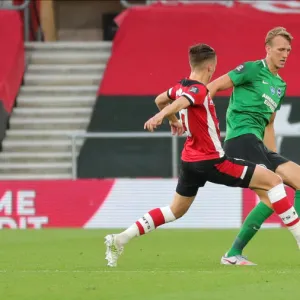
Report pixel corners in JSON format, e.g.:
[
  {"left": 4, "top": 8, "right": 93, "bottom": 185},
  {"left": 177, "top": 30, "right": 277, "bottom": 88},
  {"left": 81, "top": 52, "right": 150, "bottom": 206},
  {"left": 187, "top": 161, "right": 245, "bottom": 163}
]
[
  {"left": 78, "top": 95, "right": 300, "bottom": 178},
  {"left": 13, "top": 0, "right": 42, "bottom": 41},
  {"left": 0, "top": 179, "right": 293, "bottom": 229}
]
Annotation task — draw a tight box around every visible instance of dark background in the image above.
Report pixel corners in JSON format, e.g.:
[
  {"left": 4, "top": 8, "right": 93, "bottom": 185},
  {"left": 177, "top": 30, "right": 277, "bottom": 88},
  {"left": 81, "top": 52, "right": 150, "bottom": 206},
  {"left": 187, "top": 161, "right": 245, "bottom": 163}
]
[{"left": 77, "top": 96, "right": 300, "bottom": 178}]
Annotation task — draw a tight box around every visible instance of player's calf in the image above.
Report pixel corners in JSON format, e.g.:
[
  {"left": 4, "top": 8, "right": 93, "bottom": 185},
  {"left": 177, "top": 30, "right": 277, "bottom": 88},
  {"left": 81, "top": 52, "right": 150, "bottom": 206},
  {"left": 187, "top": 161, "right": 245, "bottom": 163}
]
[
  {"left": 170, "top": 193, "right": 195, "bottom": 218},
  {"left": 250, "top": 166, "right": 300, "bottom": 246},
  {"left": 118, "top": 193, "right": 194, "bottom": 244}
]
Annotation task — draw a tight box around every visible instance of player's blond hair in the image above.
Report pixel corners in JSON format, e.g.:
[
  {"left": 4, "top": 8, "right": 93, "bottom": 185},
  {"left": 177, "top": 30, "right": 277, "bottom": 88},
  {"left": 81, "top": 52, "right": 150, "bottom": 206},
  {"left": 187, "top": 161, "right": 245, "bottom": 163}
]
[{"left": 265, "top": 27, "right": 293, "bottom": 45}]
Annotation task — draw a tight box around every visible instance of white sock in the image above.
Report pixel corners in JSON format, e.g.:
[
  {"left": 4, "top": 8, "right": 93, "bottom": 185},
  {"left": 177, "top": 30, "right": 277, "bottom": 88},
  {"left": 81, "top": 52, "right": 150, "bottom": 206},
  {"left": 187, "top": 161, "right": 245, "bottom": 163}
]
[
  {"left": 288, "top": 222, "right": 300, "bottom": 246},
  {"left": 116, "top": 206, "right": 176, "bottom": 246},
  {"left": 268, "top": 184, "right": 300, "bottom": 244},
  {"left": 116, "top": 223, "right": 139, "bottom": 246}
]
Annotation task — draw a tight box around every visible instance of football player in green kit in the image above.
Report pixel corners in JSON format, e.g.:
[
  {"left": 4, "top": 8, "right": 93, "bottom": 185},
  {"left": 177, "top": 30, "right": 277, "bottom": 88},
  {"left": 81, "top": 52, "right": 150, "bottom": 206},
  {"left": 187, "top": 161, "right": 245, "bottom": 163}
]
[{"left": 208, "top": 27, "right": 300, "bottom": 265}]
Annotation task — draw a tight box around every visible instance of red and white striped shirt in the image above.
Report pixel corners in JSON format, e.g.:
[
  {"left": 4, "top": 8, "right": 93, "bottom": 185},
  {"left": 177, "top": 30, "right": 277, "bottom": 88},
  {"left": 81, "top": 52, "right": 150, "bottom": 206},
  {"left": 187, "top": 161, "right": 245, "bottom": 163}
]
[{"left": 167, "top": 78, "right": 224, "bottom": 162}]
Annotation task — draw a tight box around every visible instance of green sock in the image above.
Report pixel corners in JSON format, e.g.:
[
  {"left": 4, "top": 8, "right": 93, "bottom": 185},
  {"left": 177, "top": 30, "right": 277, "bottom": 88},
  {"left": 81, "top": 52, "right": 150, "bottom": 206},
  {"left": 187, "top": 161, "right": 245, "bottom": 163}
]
[
  {"left": 227, "top": 202, "right": 273, "bottom": 257},
  {"left": 294, "top": 190, "right": 300, "bottom": 215}
]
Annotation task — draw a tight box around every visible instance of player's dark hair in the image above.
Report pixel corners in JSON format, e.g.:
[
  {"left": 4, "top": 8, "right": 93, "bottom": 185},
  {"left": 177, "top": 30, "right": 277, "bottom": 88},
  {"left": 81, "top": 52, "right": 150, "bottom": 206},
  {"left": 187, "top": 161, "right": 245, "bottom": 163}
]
[{"left": 189, "top": 44, "right": 216, "bottom": 69}]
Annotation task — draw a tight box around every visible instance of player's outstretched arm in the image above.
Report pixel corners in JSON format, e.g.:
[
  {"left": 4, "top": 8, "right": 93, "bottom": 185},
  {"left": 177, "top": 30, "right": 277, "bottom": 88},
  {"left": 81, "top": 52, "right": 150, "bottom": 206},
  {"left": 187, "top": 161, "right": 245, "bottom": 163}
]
[
  {"left": 155, "top": 91, "right": 171, "bottom": 110},
  {"left": 264, "top": 112, "right": 277, "bottom": 152},
  {"left": 155, "top": 91, "right": 179, "bottom": 123},
  {"left": 207, "top": 74, "right": 234, "bottom": 98},
  {"left": 144, "top": 97, "right": 190, "bottom": 132}
]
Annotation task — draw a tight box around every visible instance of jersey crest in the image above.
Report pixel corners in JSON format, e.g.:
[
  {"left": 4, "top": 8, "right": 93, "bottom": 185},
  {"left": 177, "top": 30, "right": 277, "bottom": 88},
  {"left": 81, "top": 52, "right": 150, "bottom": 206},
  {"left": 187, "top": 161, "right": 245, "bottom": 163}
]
[{"left": 234, "top": 64, "right": 245, "bottom": 73}]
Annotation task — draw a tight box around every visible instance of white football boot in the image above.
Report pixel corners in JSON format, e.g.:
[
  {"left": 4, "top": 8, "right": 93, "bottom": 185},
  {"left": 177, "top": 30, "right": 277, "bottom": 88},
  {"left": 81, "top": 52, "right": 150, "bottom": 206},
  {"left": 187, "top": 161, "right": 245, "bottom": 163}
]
[
  {"left": 105, "top": 234, "right": 124, "bottom": 267},
  {"left": 221, "top": 253, "right": 256, "bottom": 266}
]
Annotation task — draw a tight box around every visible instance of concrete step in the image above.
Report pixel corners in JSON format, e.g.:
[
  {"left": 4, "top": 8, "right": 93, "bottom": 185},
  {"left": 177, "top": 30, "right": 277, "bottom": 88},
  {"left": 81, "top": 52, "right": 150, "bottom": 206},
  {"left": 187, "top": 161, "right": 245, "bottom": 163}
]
[
  {"left": 0, "top": 173, "right": 72, "bottom": 180},
  {"left": 6, "top": 130, "right": 84, "bottom": 140},
  {"left": 0, "top": 168, "right": 72, "bottom": 175},
  {"left": 0, "top": 162, "right": 72, "bottom": 175},
  {"left": 27, "top": 51, "right": 110, "bottom": 64},
  {"left": 27, "top": 64, "right": 106, "bottom": 75},
  {"left": 25, "top": 41, "right": 112, "bottom": 51},
  {"left": 13, "top": 108, "right": 92, "bottom": 118},
  {"left": 17, "top": 95, "right": 96, "bottom": 108},
  {"left": 24, "top": 74, "right": 102, "bottom": 86},
  {"left": 2, "top": 140, "right": 83, "bottom": 152},
  {"left": 0, "top": 162, "right": 71, "bottom": 169},
  {"left": 0, "top": 152, "right": 72, "bottom": 163},
  {"left": 9, "top": 118, "right": 88, "bottom": 130},
  {"left": 19, "top": 85, "right": 98, "bottom": 96},
  {"left": 0, "top": 42, "right": 106, "bottom": 180}
]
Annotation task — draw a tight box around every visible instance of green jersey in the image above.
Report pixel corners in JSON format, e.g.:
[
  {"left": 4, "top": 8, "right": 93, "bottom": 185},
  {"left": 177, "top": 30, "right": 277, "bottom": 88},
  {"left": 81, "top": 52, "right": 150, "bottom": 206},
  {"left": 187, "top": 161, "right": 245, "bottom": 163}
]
[{"left": 226, "top": 59, "right": 286, "bottom": 141}]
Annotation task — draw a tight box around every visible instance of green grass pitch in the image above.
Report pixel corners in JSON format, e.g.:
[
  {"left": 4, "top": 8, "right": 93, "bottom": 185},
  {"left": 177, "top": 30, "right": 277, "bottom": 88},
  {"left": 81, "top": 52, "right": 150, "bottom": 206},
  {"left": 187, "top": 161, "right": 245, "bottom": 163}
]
[{"left": 0, "top": 229, "right": 299, "bottom": 300}]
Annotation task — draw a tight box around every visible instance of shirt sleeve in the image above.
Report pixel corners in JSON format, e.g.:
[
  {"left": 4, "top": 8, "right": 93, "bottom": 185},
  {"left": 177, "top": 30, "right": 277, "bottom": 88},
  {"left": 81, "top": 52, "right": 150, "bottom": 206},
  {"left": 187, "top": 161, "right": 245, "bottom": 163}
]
[
  {"left": 228, "top": 61, "right": 260, "bottom": 86},
  {"left": 167, "top": 84, "right": 180, "bottom": 101},
  {"left": 181, "top": 84, "right": 207, "bottom": 105}
]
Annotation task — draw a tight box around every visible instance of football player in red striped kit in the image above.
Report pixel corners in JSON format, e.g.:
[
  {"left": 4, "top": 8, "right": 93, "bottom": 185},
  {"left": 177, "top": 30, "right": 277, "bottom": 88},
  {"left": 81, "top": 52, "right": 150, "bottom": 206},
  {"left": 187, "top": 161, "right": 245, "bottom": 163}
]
[{"left": 105, "top": 43, "right": 300, "bottom": 267}]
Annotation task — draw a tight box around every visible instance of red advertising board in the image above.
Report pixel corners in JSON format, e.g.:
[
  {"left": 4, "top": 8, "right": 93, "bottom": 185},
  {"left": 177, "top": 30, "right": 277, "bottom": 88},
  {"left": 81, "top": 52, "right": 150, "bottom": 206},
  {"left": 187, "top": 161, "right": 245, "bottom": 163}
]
[
  {"left": 0, "top": 180, "right": 115, "bottom": 229},
  {"left": 0, "top": 179, "right": 244, "bottom": 229},
  {"left": 0, "top": 179, "right": 296, "bottom": 229}
]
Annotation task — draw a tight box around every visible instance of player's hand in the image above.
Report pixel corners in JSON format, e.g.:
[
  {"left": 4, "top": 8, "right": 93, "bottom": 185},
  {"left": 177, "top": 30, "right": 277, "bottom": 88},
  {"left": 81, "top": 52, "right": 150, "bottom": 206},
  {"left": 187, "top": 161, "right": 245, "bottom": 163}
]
[
  {"left": 169, "top": 120, "right": 184, "bottom": 136},
  {"left": 144, "top": 115, "right": 163, "bottom": 132}
]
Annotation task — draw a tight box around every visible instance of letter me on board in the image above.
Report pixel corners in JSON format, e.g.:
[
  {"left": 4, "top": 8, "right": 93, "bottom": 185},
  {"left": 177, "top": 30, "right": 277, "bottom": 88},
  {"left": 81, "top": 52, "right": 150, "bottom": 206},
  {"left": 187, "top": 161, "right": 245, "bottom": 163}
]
[{"left": 0, "top": 190, "right": 48, "bottom": 229}]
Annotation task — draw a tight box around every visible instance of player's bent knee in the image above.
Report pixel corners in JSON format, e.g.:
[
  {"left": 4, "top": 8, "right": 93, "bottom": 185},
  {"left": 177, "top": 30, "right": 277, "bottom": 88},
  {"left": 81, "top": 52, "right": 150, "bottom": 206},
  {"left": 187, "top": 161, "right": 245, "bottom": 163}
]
[
  {"left": 170, "top": 202, "right": 189, "bottom": 219},
  {"left": 271, "top": 174, "right": 283, "bottom": 187},
  {"left": 170, "top": 206, "right": 186, "bottom": 219},
  {"left": 251, "top": 166, "right": 283, "bottom": 191},
  {"left": 265, "top": 174, "right": 283, "bottom": 191}
]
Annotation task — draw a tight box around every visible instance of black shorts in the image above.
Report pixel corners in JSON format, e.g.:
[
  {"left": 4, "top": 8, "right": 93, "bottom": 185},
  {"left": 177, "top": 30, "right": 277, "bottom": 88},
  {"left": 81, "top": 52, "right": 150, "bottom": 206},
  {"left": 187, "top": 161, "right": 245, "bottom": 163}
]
[
  {"left": 224, "top": 134, "right": 289, "bottom": 172},
  {"left": 176, "top": 155, "right": 255, "bottom": 197}
]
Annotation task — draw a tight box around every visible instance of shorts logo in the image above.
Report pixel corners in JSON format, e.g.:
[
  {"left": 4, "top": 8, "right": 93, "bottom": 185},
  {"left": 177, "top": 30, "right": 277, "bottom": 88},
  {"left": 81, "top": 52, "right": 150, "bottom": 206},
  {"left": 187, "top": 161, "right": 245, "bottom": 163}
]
[
  {"left": 176, "top": 88, "right": 183, "bottom": 97},
  {"left": 270, "top": 86, "right": 275, "bottom": 95},
  {"left": 258, "top": 164, "right": 267, "bottom": 169},
  {"left": 277, "top": 88, "right": 282, "bottom": 97},
  {"left": 189, "top": 86, "right": 199, "bottom": 94},
  {"left": 234, "top": 158, "right": 245, "bottom": 162},
  {"left": 235, "top": 64, "right": 244, "bottom": 72}
]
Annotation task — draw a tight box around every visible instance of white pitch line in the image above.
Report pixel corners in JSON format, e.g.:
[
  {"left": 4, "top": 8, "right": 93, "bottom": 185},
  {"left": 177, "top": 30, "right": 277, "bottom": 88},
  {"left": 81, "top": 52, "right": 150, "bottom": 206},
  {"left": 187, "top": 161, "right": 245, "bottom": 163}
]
[{"left": 0, "top": 270, "right": 299, "bottom": 274}]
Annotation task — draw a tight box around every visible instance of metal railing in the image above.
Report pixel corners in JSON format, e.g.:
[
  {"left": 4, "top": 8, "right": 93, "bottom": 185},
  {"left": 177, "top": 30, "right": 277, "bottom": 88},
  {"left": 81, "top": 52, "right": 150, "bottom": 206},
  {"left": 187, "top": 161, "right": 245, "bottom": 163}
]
[
  {"left": 0, "top": 0, "right": 30, "bottom": 10},
  {"left": 0, "top": 0, "right": 43, "bottom": 42},
  {"left": 70, "top": 131, "right": 181, "bottom": 179},
  {"left": 120, "top": 0, "right": 153, "bottom": 7},
  {"left": 69, "top": 131, "right": 300, "bottom": 179},
  {"left": 119, "top": 1, "right": 239, "bottom": 8}
]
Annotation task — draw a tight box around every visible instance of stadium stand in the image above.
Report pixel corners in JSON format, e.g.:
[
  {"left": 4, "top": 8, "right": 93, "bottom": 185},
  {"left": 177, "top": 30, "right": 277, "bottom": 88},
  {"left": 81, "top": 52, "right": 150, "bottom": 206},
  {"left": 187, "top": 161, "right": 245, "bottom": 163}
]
[
  {"left": 0, "top": 42, "right": 111, "bottom": 179},
  {"left": 1, "top": 0, "right": 300, "bottom": 180},
  {"left": 0, "top": 1, "right": 112, "bottom": 179}
]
